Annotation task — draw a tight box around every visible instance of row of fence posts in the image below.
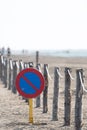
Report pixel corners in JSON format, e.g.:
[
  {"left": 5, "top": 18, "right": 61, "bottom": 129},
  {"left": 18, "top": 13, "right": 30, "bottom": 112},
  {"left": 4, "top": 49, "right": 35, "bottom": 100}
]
[
  {"left": 0, "top": 52, "right": 84, "bottom": 130},
  {"left": 52, "top": 67, "right": 83, "bottom": 130},
  {"left": 0, "top": 53, "right": 49, "bottom": 113}
]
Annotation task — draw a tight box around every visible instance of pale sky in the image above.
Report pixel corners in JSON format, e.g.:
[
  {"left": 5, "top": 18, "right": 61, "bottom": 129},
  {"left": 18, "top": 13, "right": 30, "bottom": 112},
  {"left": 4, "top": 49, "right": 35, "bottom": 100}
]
[{"left": 0, "top": 0, "right": 87, "bottom": 50}]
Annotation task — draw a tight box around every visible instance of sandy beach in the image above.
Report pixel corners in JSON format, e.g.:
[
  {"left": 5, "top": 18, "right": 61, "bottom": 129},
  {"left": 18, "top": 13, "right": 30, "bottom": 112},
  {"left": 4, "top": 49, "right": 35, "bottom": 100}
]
[{"left": 0, "top": 55, "right": 87, "bottom": 130}]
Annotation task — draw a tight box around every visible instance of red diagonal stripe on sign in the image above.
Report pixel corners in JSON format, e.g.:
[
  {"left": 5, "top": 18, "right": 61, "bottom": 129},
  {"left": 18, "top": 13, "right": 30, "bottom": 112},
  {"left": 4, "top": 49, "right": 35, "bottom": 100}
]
[{"left": 21, "top": 75, "right": 39, "bottom": 92}]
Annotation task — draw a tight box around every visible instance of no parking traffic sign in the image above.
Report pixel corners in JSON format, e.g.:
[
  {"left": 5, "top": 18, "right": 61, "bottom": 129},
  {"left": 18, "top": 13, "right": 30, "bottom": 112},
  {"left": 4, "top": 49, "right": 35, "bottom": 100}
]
[{"left": 15, "top": 68, "right": 45, "bottom": 98}]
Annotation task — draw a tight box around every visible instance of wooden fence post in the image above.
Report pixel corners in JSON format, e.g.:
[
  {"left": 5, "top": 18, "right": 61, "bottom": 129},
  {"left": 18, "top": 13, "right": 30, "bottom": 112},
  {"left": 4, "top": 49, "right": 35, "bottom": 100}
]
[
  {"left": 12, "top": 61, "right": 18, "bottom": 94},
  {"left": 43, "top": 64, "right": 49, "bottom": 113},
  {"left": 0, "top": 55, "right": 4, "bottom": 81},
  {"left": 8, "top": 59, "right": 13, "bottom": 90},
  {"left": 1, "top": 55, "right": 4, "bottom": 82},
  {"left": 4, "top": 59, "right": 7, "bottom": 88},
  {"left": 36, "top": 51, "right": 39, "bottom": 66},
  {"left": 19, "top": 60, "right": 24, "bottom": 97},
  {"left": 52, "top": 67, "right": 59, "bottom": 121},
  {"left": 36, "top": 63, "right": 41, "bottom": 107},
  {"left": 3, "top": 58, "right": 6, "bottom": 85},
  {"left": 75, "top": 69, "right": 83, "bottom": 130},
  {"left": 6, "top": 57, "right": 10, "bottom": 89},
  {"left": 0, "top": 55, "right": 2, "bottom": 79},
  {"left": 64, "top": 67, "right": 71, "bottom": 126}
]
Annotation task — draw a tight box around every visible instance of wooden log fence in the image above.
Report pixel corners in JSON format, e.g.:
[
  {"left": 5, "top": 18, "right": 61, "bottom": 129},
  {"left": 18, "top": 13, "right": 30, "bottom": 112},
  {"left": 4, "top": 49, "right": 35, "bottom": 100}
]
[{"left": 0, "top": 53, "right": 87, "bottom": 130}]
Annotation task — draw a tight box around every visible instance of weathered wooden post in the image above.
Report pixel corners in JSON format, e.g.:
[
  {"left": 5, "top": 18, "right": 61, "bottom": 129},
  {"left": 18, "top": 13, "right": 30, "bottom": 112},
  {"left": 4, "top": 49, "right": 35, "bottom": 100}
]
[
  {"left": 36, "top": 63, "right": 41, "bottom": 107},
  {"left": 0, "top": 55, "right": 2, "bottom": 79},
  {"left": 5, "top": 56, "right": 9, "bottom": 89},
  {"left": 3, "top": 59, "right": 6, "bottom": 85},
  {"left": 19, "top": 60, "right": 24, "bottom": 97},
  {"left": 7, "top": 47, "right": 11, "bottom": 57},
  {"left": 64, "top": 67, "right": 71, "bottom": 126},
  {"left": 75, "top": 69, "right": 83, "bottom": 130},
  {"left": 4, "top": 59, "right": 8, "bottom": 88},
  {"left": 3, "top": 58, "right": 6, "bottom": 84},
  {"left": 8, "top": 59, "right": 11, "bottom": 89},
  {"left": 12, "top": 61, "right": 18, "bottom": 94},
  {"left": 36, "top": 51, "right": 39, "bottom": 66},
  {"left": 1, "top": 55, "right": 4, "bottom": 82},
  {"left": 36, "top": 51, "right": 40, "bottom": 107},
  {"left": 52, "top": 67, "right": 59, "bottom": 121},
  {"left": 43, "top": 64, "right": 49, "bottom": 113},
  {"left": 8, "top": 59, "right": 13, "bottom": 90}
]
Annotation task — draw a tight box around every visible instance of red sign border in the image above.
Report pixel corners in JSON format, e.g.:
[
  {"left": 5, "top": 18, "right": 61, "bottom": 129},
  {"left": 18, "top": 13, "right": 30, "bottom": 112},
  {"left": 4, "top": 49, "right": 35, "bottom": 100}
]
[{"left": 15, "top": 68, "right": 45, "bottom": 98}]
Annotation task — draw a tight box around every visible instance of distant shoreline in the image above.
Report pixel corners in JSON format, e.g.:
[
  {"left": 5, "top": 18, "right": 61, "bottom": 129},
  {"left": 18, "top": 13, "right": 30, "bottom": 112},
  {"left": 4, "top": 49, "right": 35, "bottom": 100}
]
[{"left": 10, "top": 50, "right": 87, "bottom": 57}]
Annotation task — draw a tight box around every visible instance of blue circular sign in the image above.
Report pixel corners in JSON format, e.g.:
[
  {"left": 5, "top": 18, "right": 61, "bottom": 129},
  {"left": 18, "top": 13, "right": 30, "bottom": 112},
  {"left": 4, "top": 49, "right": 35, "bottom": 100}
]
[{"left": 15, "top": 68, "right": 45, "bottom": 98}]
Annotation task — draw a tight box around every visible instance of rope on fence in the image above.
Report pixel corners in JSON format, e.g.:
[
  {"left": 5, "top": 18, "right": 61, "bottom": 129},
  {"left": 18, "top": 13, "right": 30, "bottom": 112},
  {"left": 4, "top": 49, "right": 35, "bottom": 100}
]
[
  {"left": 20, "top": 60, "right": 24, "bottom": 70},
  {"left": 38, "top": 65, "right": 42, "bottom": 74},
  {"left": 16, "top": 61, "right": 19, "bottom": 69},
  {"left": 10, "top": 59, "right": 13, "bottom": 70},
  {"left": 67, "top": 69, "right": 74, "bottom": 80},
  {"left": 79, "top": 72, "right": 87, "bottom": 93},
  {"left": 46, "top": 66, "right": 52, "bottom": 80},
  {"left": 24, "top": 62, "right": 27, "bottom": 68},
  {"left": 3, "top": 59, "right": 5, "bottom": 66},
  {"left": 56, "top": 69, "right": 63, "bottom": 78},
  {"left": 29, "top": 62, "right": 33, "bottom": 68}
]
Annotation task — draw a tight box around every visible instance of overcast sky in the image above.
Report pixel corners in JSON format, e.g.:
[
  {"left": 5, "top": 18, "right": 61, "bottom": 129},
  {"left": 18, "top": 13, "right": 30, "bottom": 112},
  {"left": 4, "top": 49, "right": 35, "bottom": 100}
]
[{"left": 0, "top": 0, "right": 87, "bottom": 50}]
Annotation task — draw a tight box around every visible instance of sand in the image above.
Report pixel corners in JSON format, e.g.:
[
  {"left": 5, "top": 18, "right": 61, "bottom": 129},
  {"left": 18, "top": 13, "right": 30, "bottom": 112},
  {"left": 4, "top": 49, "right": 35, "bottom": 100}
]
[{"left": 0, "top": 55, "right": 87, "bottom": 130}]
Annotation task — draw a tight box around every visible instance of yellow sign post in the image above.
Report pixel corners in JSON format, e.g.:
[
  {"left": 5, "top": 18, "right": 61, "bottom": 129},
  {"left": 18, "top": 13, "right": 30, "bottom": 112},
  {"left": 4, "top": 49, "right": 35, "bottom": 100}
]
[
  {"left": 15, "top": 68, "right": 45, "bottom": 124},
  {"left": 29, "top": 99, "right": 33, "bottom": 124}
]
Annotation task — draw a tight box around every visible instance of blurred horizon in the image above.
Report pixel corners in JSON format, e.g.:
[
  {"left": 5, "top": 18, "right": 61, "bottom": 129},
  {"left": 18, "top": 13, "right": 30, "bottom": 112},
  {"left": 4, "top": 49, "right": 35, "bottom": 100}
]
[{"left": 1, "top": 47, "right": 87, "bottom": 57}]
